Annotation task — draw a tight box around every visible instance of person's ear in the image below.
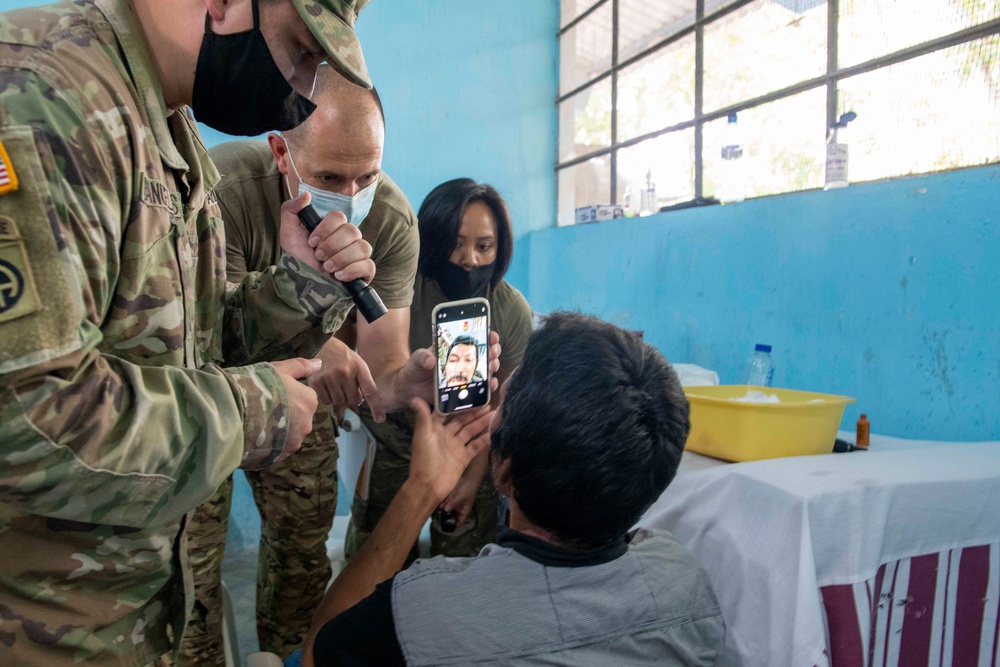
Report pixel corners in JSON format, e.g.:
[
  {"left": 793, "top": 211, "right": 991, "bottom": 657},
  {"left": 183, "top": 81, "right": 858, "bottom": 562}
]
[
  {"left": 203, "top": 0, "right": 228, "bottom": 23},
  {"left": 204, "top": 0, "right": 251, "bottom": 32},
  {"left": 492, "top": 456, "right": 514, "bottom": 498},
  {"left": 268, "top": 133, "right": 290, "bottom": 175}
]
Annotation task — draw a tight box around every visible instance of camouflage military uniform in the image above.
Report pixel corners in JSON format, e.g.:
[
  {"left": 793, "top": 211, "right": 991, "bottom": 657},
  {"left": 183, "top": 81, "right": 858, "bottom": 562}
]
[
  {"left": 347, "top": 274, "right": 533, "bottom": 564},
  {"left": 0, "top": 2, "right": 354, "bottom": 665},
  {"left": 172, "top": 141, "right": 418, "bottom": 662}
]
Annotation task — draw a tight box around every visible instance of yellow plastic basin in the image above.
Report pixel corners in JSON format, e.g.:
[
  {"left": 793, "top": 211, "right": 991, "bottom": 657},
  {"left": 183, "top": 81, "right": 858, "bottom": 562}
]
[{"left": 683, "top": 385, "right": 856, "bottom": 462}]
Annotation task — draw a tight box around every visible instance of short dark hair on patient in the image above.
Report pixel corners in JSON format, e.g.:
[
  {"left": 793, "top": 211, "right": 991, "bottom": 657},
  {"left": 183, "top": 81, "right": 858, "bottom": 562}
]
[
  {"left": 417, "top": 178, "right": 513, "bottom": 289},
  {"left": 492, "top": 312, "right": 690, "bottom": 548}
]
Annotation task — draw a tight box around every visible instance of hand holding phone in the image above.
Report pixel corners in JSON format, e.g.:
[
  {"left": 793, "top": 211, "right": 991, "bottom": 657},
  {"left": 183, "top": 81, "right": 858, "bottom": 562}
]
[{"left": 432, "top": 298, "right": 491, "bottom": 414}]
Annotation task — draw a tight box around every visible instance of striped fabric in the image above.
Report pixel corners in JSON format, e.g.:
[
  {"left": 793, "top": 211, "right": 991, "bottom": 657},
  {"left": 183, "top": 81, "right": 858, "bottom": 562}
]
[
  {"left": 820, "top": 542, "right": 1000, "bottom": 667},
  {"left": 641, "top": 439, "right": 1000, "bottom": 666}
]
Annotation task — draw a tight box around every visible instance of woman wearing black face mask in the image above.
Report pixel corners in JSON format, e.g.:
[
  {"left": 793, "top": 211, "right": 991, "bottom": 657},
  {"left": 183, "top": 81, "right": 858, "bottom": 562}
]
[{"left": 347, "top": 178, "right": 533, "bottom": 564}]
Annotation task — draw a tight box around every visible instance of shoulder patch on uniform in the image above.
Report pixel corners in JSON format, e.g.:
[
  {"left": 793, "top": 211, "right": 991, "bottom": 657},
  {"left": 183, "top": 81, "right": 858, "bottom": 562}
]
[
  {"left": 0, "top": 139, "right": 20, "bottom": 196},
  {"left": 0, "top": 216, "right": 40, "bottom": 323}
]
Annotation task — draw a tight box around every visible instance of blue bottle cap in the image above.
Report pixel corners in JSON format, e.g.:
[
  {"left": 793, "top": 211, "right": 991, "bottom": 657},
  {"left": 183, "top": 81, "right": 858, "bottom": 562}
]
[{"left": 755, "top": 343, "right": 772, "bottom": 353}]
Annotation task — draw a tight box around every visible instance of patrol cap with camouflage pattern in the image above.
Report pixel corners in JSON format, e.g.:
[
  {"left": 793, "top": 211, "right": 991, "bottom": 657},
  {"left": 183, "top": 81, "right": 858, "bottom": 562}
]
[{"left": 292, "top": 0, "right": 373, "bottom": 89}]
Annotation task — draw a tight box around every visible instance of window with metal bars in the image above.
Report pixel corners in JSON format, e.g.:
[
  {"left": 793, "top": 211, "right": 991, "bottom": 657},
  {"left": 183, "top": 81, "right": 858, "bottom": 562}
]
[{"left": 556, "top": 0, "right": 1000, "bottom": 226}]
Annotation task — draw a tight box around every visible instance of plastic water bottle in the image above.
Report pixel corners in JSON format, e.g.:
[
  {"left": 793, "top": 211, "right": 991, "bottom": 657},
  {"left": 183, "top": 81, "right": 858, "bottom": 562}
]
[
  {"left": 639, "top": 169, "right": 657, "bottom": 216},
  {"left": 825, "top": 111, "right": 857, "bottom": 190},
  {"left": 744, "top": 344, "right": 775, "bottom": 387},
  {"left": 623, "top": 185, "right": 635, "bottom": 218},
  {"left": 718, "top": 113, "right": 746, "bottom": 203}
]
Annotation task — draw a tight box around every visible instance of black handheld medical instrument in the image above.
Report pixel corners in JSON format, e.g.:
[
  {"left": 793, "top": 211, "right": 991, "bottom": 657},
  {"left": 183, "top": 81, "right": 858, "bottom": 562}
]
[
  {"left": 298, "top": 204, "right": 387, "bottom": 323},
  {"left": 440, "top": 509, "right": 458, "bottom": 533}
]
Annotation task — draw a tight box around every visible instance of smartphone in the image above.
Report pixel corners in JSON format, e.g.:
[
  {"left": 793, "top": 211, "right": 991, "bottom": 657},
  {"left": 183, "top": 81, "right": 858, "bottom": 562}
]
[{"left": 432, "top": 297, "right": 491, "bottom": 414}]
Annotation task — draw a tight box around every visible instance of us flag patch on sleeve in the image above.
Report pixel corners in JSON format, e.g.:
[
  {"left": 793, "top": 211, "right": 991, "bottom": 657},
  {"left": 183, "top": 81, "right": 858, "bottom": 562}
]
[{"left": 0, "top": 139, "right": 19, "bottom": 195}]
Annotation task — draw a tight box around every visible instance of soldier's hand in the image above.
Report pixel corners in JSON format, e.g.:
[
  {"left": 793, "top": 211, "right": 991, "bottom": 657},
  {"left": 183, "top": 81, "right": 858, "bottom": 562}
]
[
  {"left": 271, "top": 357, "right": 322, "bottom": 462},
  {"left": 308, "top": 337, "right": 385, "bottom": 423},
  {"left": 280, "top": 190, "right": 375, "bottom": 284}
]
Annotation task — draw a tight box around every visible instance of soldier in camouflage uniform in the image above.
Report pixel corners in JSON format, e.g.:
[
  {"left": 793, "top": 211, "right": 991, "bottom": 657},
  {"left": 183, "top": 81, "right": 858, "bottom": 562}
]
[
  {"left": 183, "top": 65, "right": 425, "bottom": 661},
  {"left": 0, "top": 0, "right": 376, "bottom": 664}
]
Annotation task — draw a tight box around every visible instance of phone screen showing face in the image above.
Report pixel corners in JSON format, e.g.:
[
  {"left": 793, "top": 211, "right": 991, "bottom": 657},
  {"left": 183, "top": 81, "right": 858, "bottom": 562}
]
[{"left": 433, "top": 298, "right": 490, "bottom": 414}]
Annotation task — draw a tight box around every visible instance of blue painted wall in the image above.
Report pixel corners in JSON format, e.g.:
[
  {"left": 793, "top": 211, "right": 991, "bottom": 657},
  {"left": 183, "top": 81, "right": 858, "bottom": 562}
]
[
  {"left": 354, "top": 1, "right": 558, "bottom": 234},
  {"left": 518, "top": 166, "right": 1000, "bottom": 442}
]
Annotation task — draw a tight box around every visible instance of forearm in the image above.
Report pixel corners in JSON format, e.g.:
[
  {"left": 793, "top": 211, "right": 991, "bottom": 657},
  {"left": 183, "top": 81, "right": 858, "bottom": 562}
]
[
  {"left": 224, "top": 254, "right": 354, "bottom": 365},
  {"left": 356, "top": 307, "right": 417, "bottom": 413},
  {"left": 304, "top": 480, "right": 438, "bottom": 662},
  {"left": 0, "top": 349, "right": 287, "bottom": 527},
  {"left": 462, "top": 448, "right": 490, "bottom": 487}
]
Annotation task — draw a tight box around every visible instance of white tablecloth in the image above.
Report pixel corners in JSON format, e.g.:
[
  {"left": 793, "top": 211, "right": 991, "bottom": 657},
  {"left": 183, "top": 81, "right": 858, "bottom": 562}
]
[{"left": 637, "top": 434, "right": 1000, "bottom": 667}]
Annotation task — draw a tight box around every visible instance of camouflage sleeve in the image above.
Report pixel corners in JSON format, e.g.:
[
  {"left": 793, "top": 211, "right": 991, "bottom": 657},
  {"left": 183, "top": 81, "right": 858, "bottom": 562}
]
[
  {"left": 222, "top": 253, "right": 356, "bottom": 365},
  {"left": 0, "top": 352, "right": 288, "bottom": 527},
  {"left": 0, "top": 68, "right": 287, "bottom": 527}
]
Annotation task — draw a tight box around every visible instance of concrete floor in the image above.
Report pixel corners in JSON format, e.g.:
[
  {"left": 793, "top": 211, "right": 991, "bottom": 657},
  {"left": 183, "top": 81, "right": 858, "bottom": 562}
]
[{"left": 221, "top": 546, "right": 263, "bottom": 660}]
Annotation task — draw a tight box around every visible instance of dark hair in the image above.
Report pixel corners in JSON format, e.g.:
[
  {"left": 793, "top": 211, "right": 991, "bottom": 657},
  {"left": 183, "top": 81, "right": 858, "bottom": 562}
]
[
  {"left": 446, "top": 335, "right": 480, "bottom": 365},
  {"left": 492, "top": 312, "right": 690, "bottom": 548},
  {"left": 417, "top": 178, "right": 513, "bottom": 289}
]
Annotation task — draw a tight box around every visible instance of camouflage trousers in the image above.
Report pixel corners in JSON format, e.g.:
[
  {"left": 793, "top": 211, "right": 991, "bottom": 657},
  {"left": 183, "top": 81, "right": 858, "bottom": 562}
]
[
  {"left": 168, "top": 409, "right": 339, "bottom": 665},
  {"left": 345, "top": 439, "right": 498, "bottom": 566}
]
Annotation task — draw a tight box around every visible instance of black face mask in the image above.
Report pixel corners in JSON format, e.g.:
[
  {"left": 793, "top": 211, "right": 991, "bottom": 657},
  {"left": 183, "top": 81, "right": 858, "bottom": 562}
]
[
  {"left": 191, "top": 0, "right": 317, "bottom": 136},
  {"left": 436, "top": 261, "right": 494, "bottom": 301}
]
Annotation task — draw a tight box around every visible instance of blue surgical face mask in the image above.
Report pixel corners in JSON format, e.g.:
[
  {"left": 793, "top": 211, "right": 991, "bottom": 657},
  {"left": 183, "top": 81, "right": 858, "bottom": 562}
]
[{"left": 285, "top": 144, "right": 379, "bottom": 227}]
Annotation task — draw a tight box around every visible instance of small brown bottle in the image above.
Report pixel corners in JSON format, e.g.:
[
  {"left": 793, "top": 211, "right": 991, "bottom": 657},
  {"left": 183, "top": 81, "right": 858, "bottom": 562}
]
[{"left": 856, "top": 414, "right": 870, "bottom": 450}]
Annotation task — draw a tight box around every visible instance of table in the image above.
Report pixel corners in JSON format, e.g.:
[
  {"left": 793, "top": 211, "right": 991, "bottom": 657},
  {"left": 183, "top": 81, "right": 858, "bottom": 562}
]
[{"left": 637, "top": 434, "right": 1000, "bottom": 667}]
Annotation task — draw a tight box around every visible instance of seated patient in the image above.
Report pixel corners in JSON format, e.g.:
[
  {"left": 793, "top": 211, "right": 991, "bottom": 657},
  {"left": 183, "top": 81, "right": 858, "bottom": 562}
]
[{"left": 301, "top": 312, "right": 725, "bottom": 666}]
